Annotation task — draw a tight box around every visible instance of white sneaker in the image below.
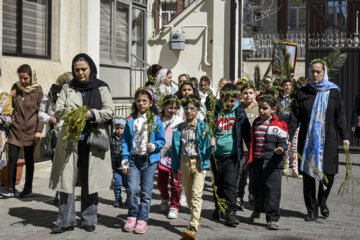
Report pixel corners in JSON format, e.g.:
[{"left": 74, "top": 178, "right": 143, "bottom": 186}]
[
  {"left": 179, "top": 193, "right": 187, "bottom": 207},
  {"left": 160, "top": 199, "right": 169, "bottom": 212},
  {"left": 168, "top": 207, "right": 179, "bottom": 219}
]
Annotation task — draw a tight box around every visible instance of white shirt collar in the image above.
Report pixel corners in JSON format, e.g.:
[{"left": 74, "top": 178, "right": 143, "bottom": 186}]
[{"left": 137, "top": 112, "right": 147, "bottom": 119}]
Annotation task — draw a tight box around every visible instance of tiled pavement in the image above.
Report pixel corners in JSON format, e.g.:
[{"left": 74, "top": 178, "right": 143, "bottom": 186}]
[{"left": 0, "top": 154, "right": 360, "bottom": 240}]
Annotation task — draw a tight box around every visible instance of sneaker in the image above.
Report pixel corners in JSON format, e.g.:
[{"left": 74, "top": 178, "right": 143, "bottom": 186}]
[
  {"left": 0, "top": 187, "right": 15, "bottom": 197},
  {"left": 180, "top": 192, "right": 187, "bottom": 207},
  {"left": 114, "top": 199, "right": 121, "bottom": 208},
  {"left": 250, "top": 211, "right": 261, "bottom": 222},
  {"left": 291, "top": 172, "right": 303, "bottom": 179},
  {"left": 160, "top": 199, "right": 169, "bottom": 212},
  {"left": 134, "top": 220, "right": 148, "bottom": 234},
  {"left": 267, "top": 221, "right": 279, "bottom": 230},
  {"left": 183, "top": 226, "right": 197, "bottom": 239},
  {"left": 198, "top": 218, "right": 202, "bottom": 227},
  {"left": 168, "top": 207, "right": 179, "bottom": 219},
  {"left": 236, "top": 198, "right": 245, "bottom": 211},
  {"left": 123, "top": 217, "right": 137, "bottom": 232},
  {"left": 282, "top": 169, "right": 289, "bottom": 176},
  {"left": 212, "top": 209, "right": 224, "bottom": 220},
  {"left": 19, "top": 187, "right": 32, "bottom": 198}
]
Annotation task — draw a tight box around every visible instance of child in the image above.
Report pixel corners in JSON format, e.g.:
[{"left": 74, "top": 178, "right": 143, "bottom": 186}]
[
  {"left": 158, "top": 95, "right": 184, "bottom": 218},
  {"left": 121, "top": 88, "right": 165, "bottom": 234},
  {"left": 209, "top": 83, "right": 251, "bottom": 226},
  {"left": 110, "top": 116, "right": 128, "bottom": 208},
  {"left": 171, "top": 94, "right": 211, "bottom": 240},
  {"left": 237, "top": 84, "right": 259, "bottom": 210},
  {"left": 248, "top": 94, "right": 288, "bottom": 230}
]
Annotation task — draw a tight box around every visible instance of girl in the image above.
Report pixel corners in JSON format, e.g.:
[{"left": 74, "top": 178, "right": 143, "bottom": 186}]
[
  {"left": 121, "top": 88, "right": 165, "bottom": 234},
  {"left": 171, "top": 94, "right": 211, "bottom": 239},
  {"left": 247, "top": 94, "right": 288, "bottom": 230},
  {"left": 176, "top": 81, "right": 200, "bottom": 120},
  {"left": 158, "top": 95, "right": 183, "bottom": 219}
]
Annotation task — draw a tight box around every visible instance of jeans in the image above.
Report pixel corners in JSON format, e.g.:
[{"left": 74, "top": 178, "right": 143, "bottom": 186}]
[
  {"left": 7, "top": 144, "right": 35, "bottom": 190},
  {"left": 127, "top": 155, "right": 157, "bottom": 222},
  {"left": 237, "top": 156, "right": 249, "bottom": 199},
  {"left": 56, "top": 140, "right": 98, "bottom": 227},
  {"left": 113, "top": 168, "right": 128, "bottom": 201}
]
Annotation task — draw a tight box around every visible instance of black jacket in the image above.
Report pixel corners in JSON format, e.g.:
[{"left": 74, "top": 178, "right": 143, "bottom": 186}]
[
  {"left": 288, "top": 84, "right": 349, "bottom": 174},
  {"left": 213, "top": 102, "right": 251, "bottom": 162}
]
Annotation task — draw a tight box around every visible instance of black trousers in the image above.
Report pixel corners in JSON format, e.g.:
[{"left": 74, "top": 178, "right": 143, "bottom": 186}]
[
  {"left": 302, "top": 172, "right": 334, "bottom": 215},
  {"left": 251, "top": 159, "right": 282, "bottom": 222},
  {"left": 210, "top": 154, "right": 239, "bottom": 213},
  {"left": 7, "top": 144, "right": 35, "bottom": 190}
]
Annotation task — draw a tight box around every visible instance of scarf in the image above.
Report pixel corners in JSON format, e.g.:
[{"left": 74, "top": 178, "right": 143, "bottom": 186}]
[
  {"left": 69, "top": 53, "right": 109, "bottom": 110},
  {"left": 16, "top": 66, "right": 40, "bottom": 94},
  {"left": 301, "top": 64, "right": 340, "bottom": 181}
]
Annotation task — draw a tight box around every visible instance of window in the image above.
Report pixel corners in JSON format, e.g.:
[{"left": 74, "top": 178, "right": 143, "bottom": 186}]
[
  {"left": 288, "top": 0, "right": 306, "bottom": 30},
  {"left": 132, "top": 7, "right": 145, "bottom": 66},
  {"left": 2, "top": 0, "right": 51, "bottom": 58},
  {"left": 327, "top": 1, "right": 346, "bottom": 29},
  {"left": 100, "top": 0, "right": 129, "bottom": 63},
  {"left": 244, "top": 1, "right": 263, "bottom": 32},
  {"left": 160, "top": 2, "right": 177, "bottom": 28}
]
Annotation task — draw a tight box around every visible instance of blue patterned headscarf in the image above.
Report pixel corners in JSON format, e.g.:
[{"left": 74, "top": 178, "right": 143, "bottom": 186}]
[{"left": 300, "top": 62, "right": 340, "bottom": 181}]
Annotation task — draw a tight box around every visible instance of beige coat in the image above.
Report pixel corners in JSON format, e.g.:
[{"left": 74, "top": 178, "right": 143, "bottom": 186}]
[{"left": 49, "top": 84, "right": 114, "bottom": 194}]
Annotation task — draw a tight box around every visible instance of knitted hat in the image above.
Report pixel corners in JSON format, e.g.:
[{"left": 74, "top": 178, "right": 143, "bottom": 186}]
[{"left": 114, "top": 116, "right": 126, "bottom": 126}]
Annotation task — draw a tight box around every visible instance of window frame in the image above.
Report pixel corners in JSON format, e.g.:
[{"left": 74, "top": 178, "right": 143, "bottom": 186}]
[
  {"left": 2, "top": 0, "right": 52, "bottom": 59},
  {"left": 287, "top": 2, "right": 306, "bottom": 30}
]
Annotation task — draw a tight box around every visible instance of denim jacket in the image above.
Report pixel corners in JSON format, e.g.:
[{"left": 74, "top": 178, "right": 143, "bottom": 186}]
[
  {"left": 171, "top": 119, "right": 211, "bottom": 173},
  {"left": 121, "top": 115, "right": 165, "bottom": 168}
]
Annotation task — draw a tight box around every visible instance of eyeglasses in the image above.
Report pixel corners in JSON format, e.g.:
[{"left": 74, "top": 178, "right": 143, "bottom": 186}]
[
  {"left": 183, "top": 107, "right": 198, "bottom": 112},
  {"left": 200, "top": 84, "right": 207, "bottom": 87}
]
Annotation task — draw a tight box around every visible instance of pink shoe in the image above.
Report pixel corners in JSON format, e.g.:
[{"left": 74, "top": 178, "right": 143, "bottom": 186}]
[
  {"left": 134, "top": 220, "right": 148, "bottom": 234},
  {"left": 123, "top": 217, "right": 137, "bottom": 232}
]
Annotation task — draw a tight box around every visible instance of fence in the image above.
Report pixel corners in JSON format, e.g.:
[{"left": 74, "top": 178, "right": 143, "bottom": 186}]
[
  {"left": 115, "top": 105, "right": 132, "bottom": 118},
  {"left": 308, "top": 32, "right": 360, "bottom": 49}
]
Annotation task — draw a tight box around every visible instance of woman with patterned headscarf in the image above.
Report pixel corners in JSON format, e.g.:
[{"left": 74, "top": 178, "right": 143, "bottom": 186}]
[
  {"left": 1, "top": 64, "right": 44, "bottom": 198},
  {"left": 288, "top": 59, "right": 350, "bottom": 222}
]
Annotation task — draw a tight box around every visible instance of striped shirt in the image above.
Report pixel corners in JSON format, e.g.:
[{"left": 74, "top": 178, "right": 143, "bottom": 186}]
[{"left": 253, "top": 118, "right": 271, "bottom": 159}]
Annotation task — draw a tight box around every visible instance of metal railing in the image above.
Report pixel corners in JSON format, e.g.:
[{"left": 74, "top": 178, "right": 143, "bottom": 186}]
[
  {"left": 115, "top": 105, "right": 133, "bottom": 118},
  {"left": 308, "top": 32, "right": 360, "bottom": 49}
]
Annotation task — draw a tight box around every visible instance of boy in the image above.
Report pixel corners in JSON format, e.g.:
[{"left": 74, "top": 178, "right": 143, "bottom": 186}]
[
  {"left": 209, "top": 83, "right": 251, "bottom": 226},
  {"left": 277, "top": 79, "right": 292, "bottom": 124},
  {"left": 237, "top": 84, "right": 259, "bottom": 210},
  {"left": 248, "top": 94, "right": 288, "bottom": 230},
  {"left": 110, "top": 116, "right": 128, "bottom": 207},
  {"left": 171, "top": 94, "right": 211, "bottom": 240}
]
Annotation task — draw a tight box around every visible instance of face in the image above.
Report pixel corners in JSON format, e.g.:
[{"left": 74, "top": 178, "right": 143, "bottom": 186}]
[
  {"left": 282, "top": 82, "right": 292, "bottom": 94},
  {"left": 221, "top": 97, "right": 237, "bottom": 111},
  {"left": 19, "top": 72, "right": 31, "bottom": 88},
  {"left": 182, "top": 84, "right": 194, "bottom": 97},
  {"left": 73, "top": 61, "right": 91, "bottom": 82},
  {"left": 164, "top": 73, "right": 172, "bottom": 86},
  {"left": 114, "top": 124, "right": 124, "bottom": 137},
  {"left": 199, "top": 80, "right": 209, "bottom": 93},
  {"left": 179, "top": 76, "right": 187, "bottom": 86},
  {"left": 184, "top": 102, "right": 199, "bottom": 123},
  {"left": 136, "top": 94, "right": 152, "bottom": 114},
  {"left": 241, "top": 88, "right": 255, "bottom": 105},
  {"left": 219, "top": 80, "right": 230, "bottom": 90},
  {"left": 310, "top": 63, "right": 325, "bottom": 84},
  {"left": 258, "top": 101, "right": 276, "bottom": 120},
  {"left": 155, "top": 69, "right": 162, "bottom": 77},
  {"left": 262, "top": 77, "right": 272, "bottom": 91},
  {"left": 163, "top": 102, "right": 177, "bottom": 118}
]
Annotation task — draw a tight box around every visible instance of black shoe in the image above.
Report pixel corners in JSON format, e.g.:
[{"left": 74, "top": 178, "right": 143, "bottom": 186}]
[
  {"left": 19, "top": 187, "right": 32, "bottom": 198},
  {"left": 304, "top": 213, "right": 318, "bottom": 221},
  {"left": 51, "top": 226, "right": 74, "bottom": 234},
  {"left": 320, "top": 206, "right": 329, "bottom": 218},
  {"left": 212, "top": 209, "right": 224, "bottom": 220},
  {"left": 250, "top": 211, "right": 261, "bottom": 222},
  {"left": 224, "top": 212, "right": 239, "bottom": 226},
  {"left": 83, "top": 225, "right": 95, "bottom": 232},
  {"left": 114, "top": 199, "right": 121, "bottom": 208}
]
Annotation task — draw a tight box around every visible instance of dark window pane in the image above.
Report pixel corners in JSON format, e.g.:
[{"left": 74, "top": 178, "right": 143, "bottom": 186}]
[
  {"left": 100, "top": 0, "right": 112, "bottom": 61},
  {"left": 132, "top": 8, "right": 144, "bottom": 66},
  {"left": 115, "top": 2, "right": 129, "bottom": 62},
  {"left": 2, "top": 0, "right": 18, "bottom": 54}
]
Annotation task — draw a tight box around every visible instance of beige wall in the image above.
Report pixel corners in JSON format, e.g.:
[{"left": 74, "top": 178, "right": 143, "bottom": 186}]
[{"left": 147, "top": 0, "right": 231, "bottom": 89}]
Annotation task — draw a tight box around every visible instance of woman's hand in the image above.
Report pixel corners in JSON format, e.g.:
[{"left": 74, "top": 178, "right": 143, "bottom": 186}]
[
  {"left": 210, "top": 139, "right": 216, "bottom": 148},
  {"left": 33, "top": 132, "right": 42, "bottom": 144},
  {"left": 122, "top": 168, "right": 130, "bottom": 176},
  {"left": 85, "top": 110, "right": 92, "bottom": 120},
  {"left": 49, "top": 116, "right": 58, "bottom": 125},
  {"left": 343, "top": 140, "right": 350, "bottom": 148},
  {"left": 146, "top": 142, "right": 154, "bottom": 152},
  {"left": 10, "top": 89, "right": 16, "bottom": 97},
  {"left": 274, "top": 147, "right": 284, "bottom": 155}
]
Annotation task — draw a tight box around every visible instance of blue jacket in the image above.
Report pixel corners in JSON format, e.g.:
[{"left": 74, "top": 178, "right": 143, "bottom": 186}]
[
  {"left": 171, "top": 119, "right": 211, "bottom": 173},
  {"left": 121, "top": 115, "right": 165, "bottom": 164}
]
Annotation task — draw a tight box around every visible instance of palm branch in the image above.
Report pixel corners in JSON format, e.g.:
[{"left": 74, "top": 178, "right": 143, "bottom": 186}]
[{"left": 323, "top": 48, "right": 348, "bottom": 79}]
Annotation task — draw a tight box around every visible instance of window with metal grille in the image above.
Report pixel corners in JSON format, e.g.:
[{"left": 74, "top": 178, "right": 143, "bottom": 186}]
[
  {"left": 2, "top": 0, "right": 51, "bottom": 58},
  {"left": 288, "top": 0, "right": 306, "bottom": 30}
]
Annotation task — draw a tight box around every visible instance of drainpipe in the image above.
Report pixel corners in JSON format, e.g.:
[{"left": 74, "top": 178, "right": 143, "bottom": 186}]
[{"left": 181, "top": 25, "right": 212, "bottom": 66}]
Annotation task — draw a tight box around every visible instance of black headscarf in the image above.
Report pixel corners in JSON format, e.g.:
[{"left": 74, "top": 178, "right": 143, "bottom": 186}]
[{"left": 69, "top": 53, "right": 108, "bottom": 110}]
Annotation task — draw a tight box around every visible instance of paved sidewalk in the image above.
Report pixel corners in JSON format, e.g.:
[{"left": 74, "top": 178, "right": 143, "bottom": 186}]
[{"left": 0, "top": 154, "right": 360, "bottom": 240}]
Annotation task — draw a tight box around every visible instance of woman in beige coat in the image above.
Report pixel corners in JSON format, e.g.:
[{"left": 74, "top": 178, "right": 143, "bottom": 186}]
[
  {"left": 1, "top": 64, "right": 44, "bottom": 198},
  {"left": 49, "top": 53, "right": 114, "bottom": 233}
]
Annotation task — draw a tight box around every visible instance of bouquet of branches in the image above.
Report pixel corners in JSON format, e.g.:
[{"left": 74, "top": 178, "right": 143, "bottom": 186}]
[
  {"left": 63, "top": 106, "right": 88, "bottom": 145},
  {"left": 145, "top": 109, "right": 159, "bottom": 161}
]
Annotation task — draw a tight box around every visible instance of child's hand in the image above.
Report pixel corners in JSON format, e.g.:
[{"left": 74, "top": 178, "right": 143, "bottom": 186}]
[
  {"left": 274, "top": 147, "right": 284, "bottom": 155},
  {"left": 174, "top": 173, "right": 179, "bottom": 182},
  {"left": 122, "top": 168, "right": 130, "bottom": 176},
  {"left": 210, "top": 139, "right": 216, "bottom": 147},
  {"left": 146, "top": 142, "right": 154, "bottom": 152}
]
